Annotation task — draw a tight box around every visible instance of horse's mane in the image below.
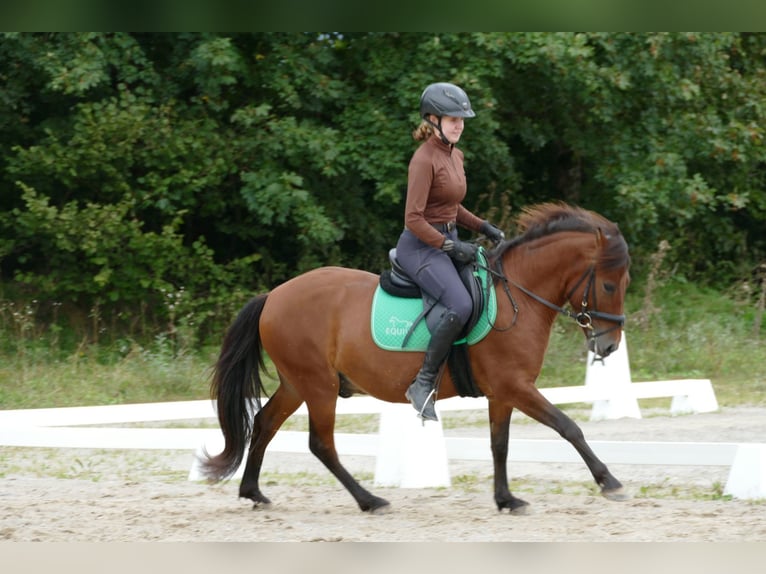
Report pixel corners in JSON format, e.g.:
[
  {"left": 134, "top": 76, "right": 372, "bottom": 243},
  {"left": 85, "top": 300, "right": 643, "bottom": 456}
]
[{"left": 488, "top": 202, "right": 629, "bottom": 271}]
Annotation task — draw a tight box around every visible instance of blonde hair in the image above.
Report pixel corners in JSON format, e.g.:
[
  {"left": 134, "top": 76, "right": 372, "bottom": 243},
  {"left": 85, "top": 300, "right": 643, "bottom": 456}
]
[{"left": 412, "top": 120, "right": 434, "bottom": 141}]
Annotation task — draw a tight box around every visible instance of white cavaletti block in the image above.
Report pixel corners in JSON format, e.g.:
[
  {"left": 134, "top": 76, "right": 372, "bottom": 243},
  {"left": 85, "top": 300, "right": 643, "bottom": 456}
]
[
  {"left": 724, "top": 443, "right": 766, "bottom": 500},
  {"left": 374, "top": 402, "right": 451, "bottom": 488},
  {"left": 585, "top": 332, "right": 642, "bottom": 420}
]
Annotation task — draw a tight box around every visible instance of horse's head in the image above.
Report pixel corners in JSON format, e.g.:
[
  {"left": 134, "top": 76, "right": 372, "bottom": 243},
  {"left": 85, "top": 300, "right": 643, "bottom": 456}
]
[
  {"left": 490, "top": 203, "right": 630, "bottom": 359},
  {"left": 565, "top": 225, "right": 630, "bottom": 359}
]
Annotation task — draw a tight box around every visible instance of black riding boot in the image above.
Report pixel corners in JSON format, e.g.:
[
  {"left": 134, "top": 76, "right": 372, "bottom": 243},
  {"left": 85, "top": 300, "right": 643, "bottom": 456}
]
[{"left": 405, "top": 311, "right": 464, "bottom": 421}]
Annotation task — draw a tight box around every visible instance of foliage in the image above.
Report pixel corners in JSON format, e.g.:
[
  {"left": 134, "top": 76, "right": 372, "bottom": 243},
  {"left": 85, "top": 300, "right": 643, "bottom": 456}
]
[{"left": 1, "top": 32, "right": 765, "bottom": 344}]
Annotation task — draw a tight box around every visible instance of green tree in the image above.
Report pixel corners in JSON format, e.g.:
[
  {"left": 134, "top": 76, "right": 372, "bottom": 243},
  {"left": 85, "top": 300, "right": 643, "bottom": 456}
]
[{"left": 1, "top": 32, "right": 765, "bottom": 344}]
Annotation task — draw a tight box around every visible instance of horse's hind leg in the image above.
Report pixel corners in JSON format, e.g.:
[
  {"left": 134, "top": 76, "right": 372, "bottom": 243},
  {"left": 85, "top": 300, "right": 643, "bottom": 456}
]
[
  {"left": 306, "top": 400, "right": 390, "bottom": 513},
  {"left": 515, "top": 386, "right": 629, "bottom": 501},
  {"left": 488, "top": 400, "right": 530, "bottom": 514},
  {"left": 239, "top": 382, "right": 302, "bottom": 508}
]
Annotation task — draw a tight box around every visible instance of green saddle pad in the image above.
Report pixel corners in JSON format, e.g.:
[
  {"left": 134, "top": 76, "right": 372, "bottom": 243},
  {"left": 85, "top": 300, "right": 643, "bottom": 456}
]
[{"left": 370, "top": 252, "right": 497, "bottom": 352}]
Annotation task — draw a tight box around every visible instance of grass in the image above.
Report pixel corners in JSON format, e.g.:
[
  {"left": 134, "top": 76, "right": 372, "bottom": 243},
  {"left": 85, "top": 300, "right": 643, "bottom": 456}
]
[
  {"left": 447, "top": 473, "right": 766, "bottom": 504},
  {"left": 0, "top": 447, "right": 185, "bottom": 482},
  {"left": 0, "top": 339, "right": 221, "bottom": 409},
  {"left": 636, "top": 478, "right": 733, "bottom": 502}
]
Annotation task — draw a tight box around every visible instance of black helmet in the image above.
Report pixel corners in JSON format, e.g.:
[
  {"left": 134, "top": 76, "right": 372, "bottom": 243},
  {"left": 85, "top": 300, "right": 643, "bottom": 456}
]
[{"left": 420, "top": 82, "right": 476, "bottom": 119}]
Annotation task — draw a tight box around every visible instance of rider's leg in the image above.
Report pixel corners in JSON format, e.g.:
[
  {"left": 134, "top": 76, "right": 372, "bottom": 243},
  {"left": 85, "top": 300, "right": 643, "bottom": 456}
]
[{"left": 396, "top": 229, "right": 473, "bottom": 420}]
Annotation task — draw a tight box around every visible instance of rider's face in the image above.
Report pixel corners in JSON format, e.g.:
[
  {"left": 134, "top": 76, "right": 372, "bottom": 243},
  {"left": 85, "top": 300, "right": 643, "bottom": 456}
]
[{"left": 432, "top": 115, "right": 464, "bottom": 144}]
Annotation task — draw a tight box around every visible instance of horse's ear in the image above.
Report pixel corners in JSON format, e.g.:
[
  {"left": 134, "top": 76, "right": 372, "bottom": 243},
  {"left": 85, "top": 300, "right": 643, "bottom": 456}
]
[{"left": 596, "top": 227, "right": 612, "bottom": 246}]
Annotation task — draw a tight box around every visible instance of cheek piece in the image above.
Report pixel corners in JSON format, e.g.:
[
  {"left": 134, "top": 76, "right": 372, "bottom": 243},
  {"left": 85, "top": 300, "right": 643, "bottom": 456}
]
[{"left": 426, "top": 116, "right": 451, "bottom": 145}]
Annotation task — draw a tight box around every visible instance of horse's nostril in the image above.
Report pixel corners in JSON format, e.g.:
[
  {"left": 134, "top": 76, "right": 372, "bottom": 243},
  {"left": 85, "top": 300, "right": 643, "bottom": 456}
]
[{"left": 602, "top": 343, "right": 618, "bottom": 357}]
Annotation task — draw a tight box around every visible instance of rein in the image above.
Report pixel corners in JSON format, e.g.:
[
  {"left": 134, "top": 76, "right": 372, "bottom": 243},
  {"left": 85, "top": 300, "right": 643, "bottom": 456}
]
[{"left": 481, "top": 255, "right": 625, "bottom": 342}]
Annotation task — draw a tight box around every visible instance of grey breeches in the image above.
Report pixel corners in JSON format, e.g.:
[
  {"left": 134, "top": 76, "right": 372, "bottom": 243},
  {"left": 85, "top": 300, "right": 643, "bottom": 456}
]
[{"left": 394, "top": 229, "right": 472, "bottom": 327}]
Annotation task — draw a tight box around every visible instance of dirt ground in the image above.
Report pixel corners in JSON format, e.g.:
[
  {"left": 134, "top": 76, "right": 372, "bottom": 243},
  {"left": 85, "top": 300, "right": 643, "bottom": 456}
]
[{"left": 1, "top": 406, "right": 765, "bottom": 543}]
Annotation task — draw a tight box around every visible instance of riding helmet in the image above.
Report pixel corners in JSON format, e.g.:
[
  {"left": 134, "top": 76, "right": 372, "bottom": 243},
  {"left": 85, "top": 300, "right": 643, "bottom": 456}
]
[{"left": 419, "top": 82, "right": 476, "bottom": 119}]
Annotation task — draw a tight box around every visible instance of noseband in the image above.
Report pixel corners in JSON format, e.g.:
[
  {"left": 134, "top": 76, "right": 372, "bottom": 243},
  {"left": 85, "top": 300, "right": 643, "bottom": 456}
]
[{"left": 488, "top": 259, "right": 625, "bottom": 343}]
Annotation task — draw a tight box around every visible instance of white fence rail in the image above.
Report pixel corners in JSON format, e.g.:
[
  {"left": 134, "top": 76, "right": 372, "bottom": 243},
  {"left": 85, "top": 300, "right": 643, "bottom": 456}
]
[{"left": 0, "top": 393, "right": 763, "bottom": 499}]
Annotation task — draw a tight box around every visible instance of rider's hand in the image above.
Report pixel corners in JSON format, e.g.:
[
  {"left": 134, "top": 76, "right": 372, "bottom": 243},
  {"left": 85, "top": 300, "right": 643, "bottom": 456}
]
[
  {"left": 480, "top": 221, "right": 505, "bottom": 243},
  {"left": 442, "top": 239, "right": 478, "bottom": 263}
]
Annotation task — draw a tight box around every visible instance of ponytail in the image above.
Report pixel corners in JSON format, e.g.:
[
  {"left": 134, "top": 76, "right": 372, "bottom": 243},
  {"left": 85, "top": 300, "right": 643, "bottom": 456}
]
[{"left": 412, "top": 121, "right": 434, "bottom": 142}]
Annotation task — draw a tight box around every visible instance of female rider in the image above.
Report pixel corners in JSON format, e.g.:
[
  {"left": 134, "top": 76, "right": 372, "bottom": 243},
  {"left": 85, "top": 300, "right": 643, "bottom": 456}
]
[{"left": 396, "top": 82, "right": 504, "bottom": 421}]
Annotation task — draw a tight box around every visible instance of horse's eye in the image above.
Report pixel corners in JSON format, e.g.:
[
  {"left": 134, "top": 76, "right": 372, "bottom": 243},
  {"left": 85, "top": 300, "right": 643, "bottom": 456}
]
[{"left": 603, "top": 282, "right": 616, "bottom": 294}]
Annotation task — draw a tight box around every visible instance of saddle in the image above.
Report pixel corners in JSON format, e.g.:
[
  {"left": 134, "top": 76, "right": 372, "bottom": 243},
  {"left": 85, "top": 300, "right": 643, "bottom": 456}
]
[
  {"left": 374, "top": 247, "right": 494, "bottom": 397},
  {"left": 379, "top": 248, "right": 486, "bottom": 340}
]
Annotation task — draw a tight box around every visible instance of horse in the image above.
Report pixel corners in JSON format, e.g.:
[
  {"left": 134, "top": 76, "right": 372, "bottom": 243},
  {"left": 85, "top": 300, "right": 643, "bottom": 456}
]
[{"left": 200, "top": 202, "right": 631, "bottom": 514}]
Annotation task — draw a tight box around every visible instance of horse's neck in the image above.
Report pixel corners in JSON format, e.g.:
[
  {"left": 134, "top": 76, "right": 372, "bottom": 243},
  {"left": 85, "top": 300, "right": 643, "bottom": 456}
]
[{"left": 505, "top": 233, "right": 595, "bottom": 305}]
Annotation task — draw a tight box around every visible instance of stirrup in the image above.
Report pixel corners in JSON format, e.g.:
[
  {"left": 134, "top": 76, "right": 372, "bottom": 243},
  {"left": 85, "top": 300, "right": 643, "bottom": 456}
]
[
  {"left": 417, "top": 401, "right": 438, "bottom": 424},
  {"left": 406, "top": 386, "right": 439, "bottom": 423}
]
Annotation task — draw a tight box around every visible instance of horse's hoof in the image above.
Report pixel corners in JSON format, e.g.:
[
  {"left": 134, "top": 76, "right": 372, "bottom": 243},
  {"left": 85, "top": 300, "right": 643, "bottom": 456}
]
[
  {"left": 363, "top": 497, "right": 391, "bottom": 514},
  {"left": 498, "top": 497, "right": 530, "bottom": 515},
  {"left": 241, "top": 491, "right": 272, "bottom": 509},
  {"left": 510, "top": 503, "right": 531, "bottom": 516},
  {"left": 602, "top": 486, "right": 631, "bottom": 501},
  {"left": 369, "top": 502, "right": 392, "bottom": 515}
]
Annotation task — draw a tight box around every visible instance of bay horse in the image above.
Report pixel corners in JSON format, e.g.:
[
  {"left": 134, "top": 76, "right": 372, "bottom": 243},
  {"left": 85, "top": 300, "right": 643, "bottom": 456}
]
[{"left": 200, "top": 202, "right": 631, "bottom": 514}]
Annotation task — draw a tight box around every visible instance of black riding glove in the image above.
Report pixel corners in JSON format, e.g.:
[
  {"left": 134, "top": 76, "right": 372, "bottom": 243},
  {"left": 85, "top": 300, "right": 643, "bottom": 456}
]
[
  {"left": 480, "top": 220, "right": 505, "bottom": 243},
  {"left": 442, "top": 239, "right": 478, "bottom": 264}
]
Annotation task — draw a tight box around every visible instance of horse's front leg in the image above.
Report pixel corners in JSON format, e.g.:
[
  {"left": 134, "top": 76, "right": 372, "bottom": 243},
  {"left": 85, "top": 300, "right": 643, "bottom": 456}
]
[
  {"left": 488, "top": 400, "right": 530, "bottom": 514},
  {"left": 516, "top": 386, "right": 630, "bottom": 501}
]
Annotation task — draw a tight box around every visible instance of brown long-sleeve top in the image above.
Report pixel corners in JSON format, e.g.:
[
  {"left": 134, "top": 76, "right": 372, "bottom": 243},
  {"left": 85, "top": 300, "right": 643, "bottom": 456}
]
[{"left": 404, "top": 135, "right": 484, "bottom": 249}]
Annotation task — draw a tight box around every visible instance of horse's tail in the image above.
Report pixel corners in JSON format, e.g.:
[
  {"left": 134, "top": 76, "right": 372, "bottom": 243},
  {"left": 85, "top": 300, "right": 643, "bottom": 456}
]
[{"left": 199, "top": 293, "right": 270, "bottom": 482}]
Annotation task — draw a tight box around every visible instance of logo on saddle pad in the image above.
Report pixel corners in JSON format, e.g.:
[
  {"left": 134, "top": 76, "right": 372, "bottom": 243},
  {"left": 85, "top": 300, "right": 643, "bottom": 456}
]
[
  {"left": 370, "top": 257, "right": 497, "bottom": 352},
  {"left": 385, "top": 316, "right": 414, "bottom": 337}
]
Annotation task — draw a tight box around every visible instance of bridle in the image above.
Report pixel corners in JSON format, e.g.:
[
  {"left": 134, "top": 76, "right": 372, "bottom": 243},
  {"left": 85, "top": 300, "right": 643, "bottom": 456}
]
[{"left": 485, "top": 256, "right": 626, "bottom": 345}]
